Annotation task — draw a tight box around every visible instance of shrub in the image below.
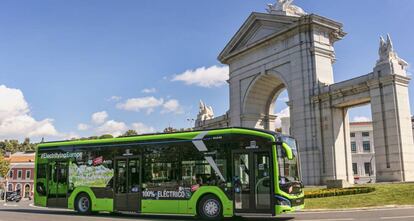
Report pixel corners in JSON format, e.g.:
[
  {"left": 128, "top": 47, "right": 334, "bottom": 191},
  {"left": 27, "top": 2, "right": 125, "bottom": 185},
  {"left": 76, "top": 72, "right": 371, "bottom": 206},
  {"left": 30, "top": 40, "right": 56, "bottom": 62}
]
[{"left": 305, "top": 187, "right": 375, "bottom": 198}]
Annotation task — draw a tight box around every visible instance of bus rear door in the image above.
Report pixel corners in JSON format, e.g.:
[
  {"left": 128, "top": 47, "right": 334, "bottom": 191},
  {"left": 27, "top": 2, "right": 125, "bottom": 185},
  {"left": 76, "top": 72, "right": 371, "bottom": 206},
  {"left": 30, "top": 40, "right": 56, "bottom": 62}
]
[{"left": 47, "top": 161, "right": 69, "bottom": 208}]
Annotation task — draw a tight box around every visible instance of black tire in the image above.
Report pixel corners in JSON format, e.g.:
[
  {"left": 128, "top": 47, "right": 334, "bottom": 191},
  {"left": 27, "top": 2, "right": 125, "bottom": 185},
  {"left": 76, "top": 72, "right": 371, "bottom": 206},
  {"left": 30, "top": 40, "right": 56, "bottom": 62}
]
[
  {"left": 197, "top": 195, "right": 223, "bottom": 221},
  {"left": 75, "top": 193, "right": 92, "bottom": 214}
]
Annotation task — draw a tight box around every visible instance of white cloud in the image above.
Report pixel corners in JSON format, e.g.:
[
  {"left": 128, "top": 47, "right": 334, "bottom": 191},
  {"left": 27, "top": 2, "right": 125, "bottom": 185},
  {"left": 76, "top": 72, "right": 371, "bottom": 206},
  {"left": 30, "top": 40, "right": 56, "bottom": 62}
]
[
  {"left": 77, "top": 123, "right": 89, "bottom": 131},
  {"left": 275, "top": 107, "right": 290, "bottom": 128},
  {"left": 172, "top": 65, "right": 229, "bottom": 88},
  {"left": 91, "top": 111, "right": 108, "bottom": 124},
  {"left": 94, "top": 120, "right": 155, "bottom": 137},
  {"left": 131, "top": 122, "right": 156, "bottom": 134},
  {"left": 162, "top": 99, "right": 184, "bottom": 114},
  {"left": 116, "top": 96, "right": 164, "bottom": 114},
  {"left": 352, "top": 116, "right": 371, "bottom": 122},
  {"left": 0, "top": 85, "right": 58, "bottom": 140},
  {"left": 96, "top": 120, "right": 128, "bottom": 137},
  {"left": 142, "top": 88, "right": 157, "bottom": 93},
  {"left": 107, "top": 96, "right": 122, "bottom": 101}
]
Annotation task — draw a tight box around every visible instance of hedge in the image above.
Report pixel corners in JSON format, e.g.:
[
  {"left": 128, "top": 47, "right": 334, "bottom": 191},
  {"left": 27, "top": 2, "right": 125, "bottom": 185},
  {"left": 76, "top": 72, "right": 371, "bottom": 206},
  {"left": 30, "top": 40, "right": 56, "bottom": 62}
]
[{"left": 305, "top": 187, "right": 376, "bottom": 198}]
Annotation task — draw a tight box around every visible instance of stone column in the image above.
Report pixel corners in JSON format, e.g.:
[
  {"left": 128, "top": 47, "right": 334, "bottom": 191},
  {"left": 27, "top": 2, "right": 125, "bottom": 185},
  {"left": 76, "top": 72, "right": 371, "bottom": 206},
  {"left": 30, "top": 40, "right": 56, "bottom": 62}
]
[
  {"left": 369, "top": 75, "right": 414, "bottom": 182},
  {"left": 318, "top": 103, "right": 354, "bottom": 184}
]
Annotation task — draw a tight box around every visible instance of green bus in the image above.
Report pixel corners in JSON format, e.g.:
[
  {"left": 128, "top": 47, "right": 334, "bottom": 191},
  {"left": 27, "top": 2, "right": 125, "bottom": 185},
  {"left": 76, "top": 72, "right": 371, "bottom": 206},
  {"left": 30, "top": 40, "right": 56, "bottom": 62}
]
[{"left": 34, "top": 127, "right": 304, "bottom": 220}]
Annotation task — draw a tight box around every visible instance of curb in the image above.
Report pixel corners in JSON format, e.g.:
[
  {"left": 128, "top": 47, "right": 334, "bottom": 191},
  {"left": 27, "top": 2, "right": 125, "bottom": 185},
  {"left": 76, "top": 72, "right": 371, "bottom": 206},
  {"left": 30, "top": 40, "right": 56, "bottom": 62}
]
[{"left": 300, "top": 205, "right": 414, "bottom": 213}]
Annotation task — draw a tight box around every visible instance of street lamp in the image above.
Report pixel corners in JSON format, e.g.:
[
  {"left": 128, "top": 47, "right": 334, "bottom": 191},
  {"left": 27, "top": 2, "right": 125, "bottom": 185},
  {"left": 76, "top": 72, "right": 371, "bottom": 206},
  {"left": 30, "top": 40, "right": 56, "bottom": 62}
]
[{"left": 186, "top": 118, "right": 195, "bottom": 130}]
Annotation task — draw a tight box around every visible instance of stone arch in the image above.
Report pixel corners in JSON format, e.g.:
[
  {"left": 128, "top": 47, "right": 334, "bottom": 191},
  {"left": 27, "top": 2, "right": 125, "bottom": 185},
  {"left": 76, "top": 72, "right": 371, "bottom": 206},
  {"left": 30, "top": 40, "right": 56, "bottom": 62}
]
[
  {"left": 242, "top": 71, "right": 289, "bottom": 130},
  {"left": 196, "top": 8, "right": 414, "bottom": 185}
]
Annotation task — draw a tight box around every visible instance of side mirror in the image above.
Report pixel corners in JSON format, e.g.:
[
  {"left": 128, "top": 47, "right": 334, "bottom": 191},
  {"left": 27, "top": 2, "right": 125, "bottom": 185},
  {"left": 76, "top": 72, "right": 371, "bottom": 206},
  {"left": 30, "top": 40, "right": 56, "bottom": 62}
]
[
  {"left": 282, "top": 142, "right": 294, "bottom": 160},
  {"left": 276, "top": 141, "right": 294, "bottom": 160}
]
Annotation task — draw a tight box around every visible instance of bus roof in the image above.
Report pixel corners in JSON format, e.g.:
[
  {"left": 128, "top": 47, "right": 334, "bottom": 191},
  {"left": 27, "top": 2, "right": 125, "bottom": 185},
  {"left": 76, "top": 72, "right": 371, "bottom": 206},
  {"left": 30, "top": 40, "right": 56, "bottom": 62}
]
[{"left": 37, "top": 127, "right": 283, "bottom": 148}]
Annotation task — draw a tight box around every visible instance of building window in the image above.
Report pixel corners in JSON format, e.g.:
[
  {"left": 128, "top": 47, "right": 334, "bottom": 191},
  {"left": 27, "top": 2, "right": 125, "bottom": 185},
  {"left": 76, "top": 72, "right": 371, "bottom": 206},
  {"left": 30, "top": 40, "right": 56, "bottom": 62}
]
[
  {"left": 26, "top": 170, "right": 31, "bottom": 179},
  {"left": 364, "top": 162, "right": 371, "bottom": 176},
  {"left": 9, "top": 170, "right": 13, "bottom": 178},
  {"left": 362, "top": 132, "right": 370, "bottom": 137},
  {"left": 363, "top": 141, "right": 371, "bottom": 152},
  {"left": 350, "top": 132, "right": 355, "bottom": 137},
  {"left": 17, "top": 170, "right": 22, "bottom": 179},
  {"left": 352, "top": 163, "right": 358, "bottom": 175},
  {"left": 351, "top": 142, "right": 357, "bottom": 153}
]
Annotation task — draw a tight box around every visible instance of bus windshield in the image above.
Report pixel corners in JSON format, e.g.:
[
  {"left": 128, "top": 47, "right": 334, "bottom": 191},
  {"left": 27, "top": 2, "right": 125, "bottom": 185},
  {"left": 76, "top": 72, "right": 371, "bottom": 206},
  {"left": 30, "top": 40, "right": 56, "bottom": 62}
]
[{"left": 277, "top": 136, "right": 302, "bottom": 194}]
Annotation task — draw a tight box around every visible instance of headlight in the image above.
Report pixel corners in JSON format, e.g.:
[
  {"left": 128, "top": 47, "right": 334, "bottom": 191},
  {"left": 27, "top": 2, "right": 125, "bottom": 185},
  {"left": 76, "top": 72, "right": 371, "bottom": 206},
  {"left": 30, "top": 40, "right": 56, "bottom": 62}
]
[{"left": 275, "top": 195, "right": 291, "bottom": 206}]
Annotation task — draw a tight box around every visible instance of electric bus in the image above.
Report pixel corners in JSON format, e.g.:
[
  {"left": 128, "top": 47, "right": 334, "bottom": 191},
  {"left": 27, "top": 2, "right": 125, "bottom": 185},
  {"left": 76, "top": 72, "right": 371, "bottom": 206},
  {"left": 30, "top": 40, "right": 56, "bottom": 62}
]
[{"left": 34, "top": 127, "right": 304, "bottom": 220}]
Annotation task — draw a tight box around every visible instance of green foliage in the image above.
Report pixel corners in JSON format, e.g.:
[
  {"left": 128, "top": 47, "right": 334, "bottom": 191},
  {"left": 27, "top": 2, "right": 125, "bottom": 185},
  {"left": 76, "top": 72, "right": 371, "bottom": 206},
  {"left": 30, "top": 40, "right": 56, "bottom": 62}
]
[
  {"left": 121, "top": 129, "right": 138, "bottom": 137},
  {"left": 305, "top": 183, "right": 414, "bottom": 209},
  {"left": 0, "top": 138, "right": 36, "bottom": 155},
  {"left": 163, "top": 127, "right": 177, "bottom": 133},
  {"left": 305, "top": 187, "right": 375, "bottom": 198},
  {"left": 163, "top": 127, "right": 192, "bottom": 133},
  {"left": 0, "top": 153, "right": 10, "bottom": 179},
  {"left": 99, "top": 134, "right": 114, "bottom": 139}
]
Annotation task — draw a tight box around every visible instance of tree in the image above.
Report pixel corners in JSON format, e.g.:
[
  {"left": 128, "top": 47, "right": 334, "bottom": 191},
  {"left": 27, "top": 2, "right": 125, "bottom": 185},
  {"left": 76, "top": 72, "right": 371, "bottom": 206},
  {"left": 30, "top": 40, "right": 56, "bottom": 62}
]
[
  {"left": 99, "top": 134, "right": 114, "bottom": 139},
  {"left": 163, "top": 127, "right": 178, "bottom": 133},
  {"left": 0, "top": 153, "right": 9, "bottom": 180},
  {"left": 121, "top": 130, "right": 138, "bottom": 137},
  {"left": 21, "top": 138, "right": 35, "bottom": 152}
]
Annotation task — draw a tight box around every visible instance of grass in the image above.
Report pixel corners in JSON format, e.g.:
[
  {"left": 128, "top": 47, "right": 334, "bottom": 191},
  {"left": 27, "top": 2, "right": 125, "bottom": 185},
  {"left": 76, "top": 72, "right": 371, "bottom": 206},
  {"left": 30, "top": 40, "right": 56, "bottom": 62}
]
[{"left": 304, "top": 183, "right": 414, "bottom": 209}]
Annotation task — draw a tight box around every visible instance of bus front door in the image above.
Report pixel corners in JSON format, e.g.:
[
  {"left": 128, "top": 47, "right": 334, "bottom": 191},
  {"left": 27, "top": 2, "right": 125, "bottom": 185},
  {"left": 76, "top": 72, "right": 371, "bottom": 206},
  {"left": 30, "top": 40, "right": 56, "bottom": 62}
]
[
  {"left": 114, "top": 156, "right": 141, "bottom": 212},
  {"left": 233, "top": 151, "right": 272, "bottom": 214},
  {"left": 47, "top": 161, "right": 69, "bottom": 208}
]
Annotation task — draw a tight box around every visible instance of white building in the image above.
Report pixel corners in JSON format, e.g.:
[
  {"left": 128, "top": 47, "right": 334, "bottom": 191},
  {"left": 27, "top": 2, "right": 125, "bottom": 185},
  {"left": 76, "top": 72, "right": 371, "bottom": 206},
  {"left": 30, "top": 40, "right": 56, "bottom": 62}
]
[
  {"left": 282, "top": 117, "right": 414, "bottom": 184},
  {"left": 350, "top": 122, "right": 375, "bottom": 183},
  {"left": 3, "top": 152, "right": 35, "bottom": 198}
]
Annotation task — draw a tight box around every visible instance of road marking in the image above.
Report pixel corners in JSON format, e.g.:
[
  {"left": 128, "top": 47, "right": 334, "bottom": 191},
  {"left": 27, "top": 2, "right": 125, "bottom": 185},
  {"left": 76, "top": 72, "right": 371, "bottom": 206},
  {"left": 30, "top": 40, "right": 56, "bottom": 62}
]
[
  {"left": 380, "top": 215, "right": 414, "bottom": 220},
  {"left": 297, "top": 219, "right": 354, "bottom": 221}
]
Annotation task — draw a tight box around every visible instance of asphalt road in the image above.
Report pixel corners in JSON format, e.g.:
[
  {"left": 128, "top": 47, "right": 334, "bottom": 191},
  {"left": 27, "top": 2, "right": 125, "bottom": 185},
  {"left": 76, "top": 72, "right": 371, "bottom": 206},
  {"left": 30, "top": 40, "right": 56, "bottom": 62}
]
[{"left": 1, "top": 200, "right": 414, "bottom": 221}]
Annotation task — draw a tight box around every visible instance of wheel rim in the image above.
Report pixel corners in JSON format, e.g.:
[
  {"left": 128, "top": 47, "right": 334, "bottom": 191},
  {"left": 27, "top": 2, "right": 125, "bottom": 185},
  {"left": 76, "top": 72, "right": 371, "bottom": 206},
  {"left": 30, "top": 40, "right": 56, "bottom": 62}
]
[
  {"left": 203, "top": 199, "right": 220, "bottom": 217},
  {"left": 78, "top": 197, "right": 89, "bottom": 212}
]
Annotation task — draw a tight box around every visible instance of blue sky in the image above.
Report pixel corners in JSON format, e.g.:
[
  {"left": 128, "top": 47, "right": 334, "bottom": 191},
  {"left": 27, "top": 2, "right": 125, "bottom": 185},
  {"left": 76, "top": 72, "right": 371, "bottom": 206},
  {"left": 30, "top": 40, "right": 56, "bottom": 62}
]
[{"left": 0, "top": 0, "right": 413, "bottom": 141}]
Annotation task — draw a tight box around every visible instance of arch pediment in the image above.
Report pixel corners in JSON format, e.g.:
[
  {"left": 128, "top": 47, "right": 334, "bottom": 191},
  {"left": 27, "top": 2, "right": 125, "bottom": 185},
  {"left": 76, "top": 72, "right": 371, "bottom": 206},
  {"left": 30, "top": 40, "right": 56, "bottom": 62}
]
[{"left": 218, "top": 12, "right": 299, "bottom": 63}]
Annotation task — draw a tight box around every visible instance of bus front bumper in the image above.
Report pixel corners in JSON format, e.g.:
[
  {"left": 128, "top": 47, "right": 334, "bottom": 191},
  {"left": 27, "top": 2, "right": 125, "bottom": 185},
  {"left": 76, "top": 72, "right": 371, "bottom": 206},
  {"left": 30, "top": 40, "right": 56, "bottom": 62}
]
[{"left": 275, "top": 195, "right": 305, "bottom": 214}]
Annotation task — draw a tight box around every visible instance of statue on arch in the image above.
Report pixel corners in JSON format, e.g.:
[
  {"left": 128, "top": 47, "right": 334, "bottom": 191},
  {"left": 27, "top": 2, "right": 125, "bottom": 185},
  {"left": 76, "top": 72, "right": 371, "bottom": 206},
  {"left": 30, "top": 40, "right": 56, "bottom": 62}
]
[
  {"left": 266, "top": 0, "right": 307, "bottom": 17},
  {"left": 197, "top": 100, "right": 214, "bottom": 122},
  {"left": 377, "top": 34, "right": 408, "bottom": 70}
]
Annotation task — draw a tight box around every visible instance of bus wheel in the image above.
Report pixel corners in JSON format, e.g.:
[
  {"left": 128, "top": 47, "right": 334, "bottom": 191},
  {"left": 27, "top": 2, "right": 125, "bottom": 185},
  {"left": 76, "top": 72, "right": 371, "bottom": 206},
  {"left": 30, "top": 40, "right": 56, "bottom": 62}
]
[
  {"left": 75, "top": 193, "right": 91, "bottom": 214},
  {"left": 198, "top": 195, "right": 223, "bottom": 220}
]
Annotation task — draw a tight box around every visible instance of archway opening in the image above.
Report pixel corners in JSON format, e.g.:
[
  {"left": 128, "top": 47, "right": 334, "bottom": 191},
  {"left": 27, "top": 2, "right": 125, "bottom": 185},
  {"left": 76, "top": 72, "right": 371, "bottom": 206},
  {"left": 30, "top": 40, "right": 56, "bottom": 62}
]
[
  {"left": 242, "top": 73, "right": 288, "bottom": 131},
  {"left": 348, "top": 104, "right": 375, "bottom": 184},
  {"left": 272, "top": 88, "right": 289, "bottom": 133},
  {"left": 7, "top": 183, "right": 13, "bottom": 192},
  {"left": 24, "top": 184, "right": 31, "bottom": 198}
]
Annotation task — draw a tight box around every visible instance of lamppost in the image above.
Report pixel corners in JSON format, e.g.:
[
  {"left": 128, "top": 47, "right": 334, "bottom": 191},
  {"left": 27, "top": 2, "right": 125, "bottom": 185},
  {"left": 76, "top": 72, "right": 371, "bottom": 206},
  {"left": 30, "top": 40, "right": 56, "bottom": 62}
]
[{"left": 186, "top": 118, "right": 195, "bottom": 130}]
